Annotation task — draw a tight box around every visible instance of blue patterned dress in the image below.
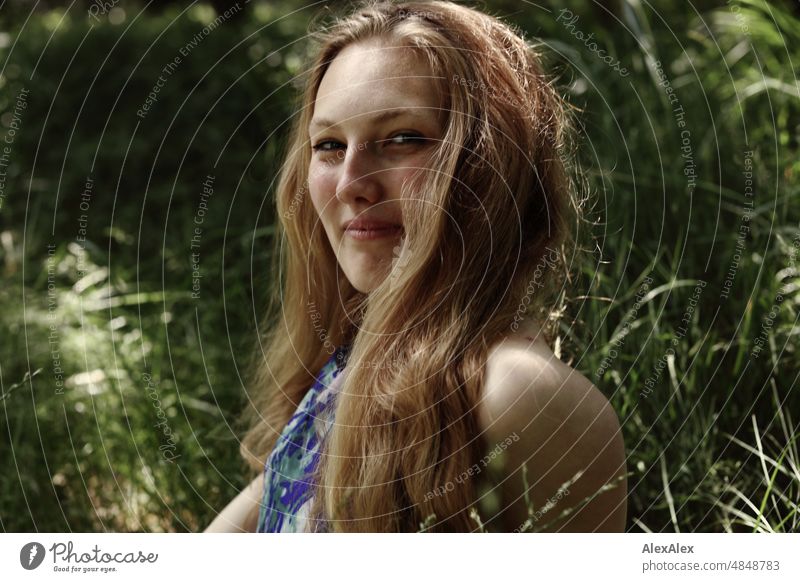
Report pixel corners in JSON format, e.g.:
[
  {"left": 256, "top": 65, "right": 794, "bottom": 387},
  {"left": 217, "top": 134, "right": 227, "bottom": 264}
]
[{"left": 256, "top": 345, "right": 350, "bottom": 532}]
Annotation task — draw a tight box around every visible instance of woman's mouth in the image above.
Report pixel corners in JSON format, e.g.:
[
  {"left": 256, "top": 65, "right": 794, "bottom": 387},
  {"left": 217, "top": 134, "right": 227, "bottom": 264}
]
[{"left": 345, "top": 224, "right": 404, "bottom": 241}]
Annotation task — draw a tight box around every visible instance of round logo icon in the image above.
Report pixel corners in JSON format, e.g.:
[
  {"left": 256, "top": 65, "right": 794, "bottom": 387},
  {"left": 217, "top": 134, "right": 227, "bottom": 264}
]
[{"left": 20, "top": 542, "right": 46, "bottom": 570}]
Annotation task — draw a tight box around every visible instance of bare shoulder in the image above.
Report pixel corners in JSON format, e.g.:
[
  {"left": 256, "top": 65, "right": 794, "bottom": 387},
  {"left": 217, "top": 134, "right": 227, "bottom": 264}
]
[{"left": 476, "top": 319, "right": 628, "bottom": 532}]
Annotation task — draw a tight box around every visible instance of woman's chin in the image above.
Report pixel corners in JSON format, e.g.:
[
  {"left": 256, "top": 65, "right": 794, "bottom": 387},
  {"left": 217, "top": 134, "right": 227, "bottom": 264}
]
[{"left": 343, "top": 262, "right": 393, "bottom": 294}]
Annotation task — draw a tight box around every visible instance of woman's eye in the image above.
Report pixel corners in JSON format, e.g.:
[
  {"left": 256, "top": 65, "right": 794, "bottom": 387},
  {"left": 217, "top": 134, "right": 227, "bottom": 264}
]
[
  {"left": 311, "top": 133, "right": 428, "bottom": 153},
  {"left": 311, "top": 140, "right": 343, "bottom": 152},
  {"left": 387, "top": 133, "right": 427, "bottom": 145}
]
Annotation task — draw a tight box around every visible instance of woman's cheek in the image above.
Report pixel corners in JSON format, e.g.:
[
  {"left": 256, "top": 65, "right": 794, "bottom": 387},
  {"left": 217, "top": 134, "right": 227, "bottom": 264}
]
[
  {"left": 308, "top": 167, "right": 341, "bottom": 246},
  {"left": 308, "top": 166, "right": 338, "bottom": 217},
  {"left": 398, "top": 153, "right": 434, "bottom": 185}
]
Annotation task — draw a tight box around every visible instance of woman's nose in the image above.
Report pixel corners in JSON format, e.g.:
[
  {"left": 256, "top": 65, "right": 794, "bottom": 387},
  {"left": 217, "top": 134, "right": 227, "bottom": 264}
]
[{"left": 335, "top": 143, "right": 384, "bottom": 205}]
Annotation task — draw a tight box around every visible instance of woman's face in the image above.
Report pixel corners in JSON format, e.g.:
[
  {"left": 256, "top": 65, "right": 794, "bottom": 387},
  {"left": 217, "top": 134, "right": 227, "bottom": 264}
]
[{"left": 308, "top": 39, "right": 444, "bottom": 293}]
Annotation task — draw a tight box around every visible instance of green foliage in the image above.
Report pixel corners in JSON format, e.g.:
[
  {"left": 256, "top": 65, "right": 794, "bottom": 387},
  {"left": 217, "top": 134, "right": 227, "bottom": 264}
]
[
  {"left": 0, "top": 1, "right": 313, "bottom": 531},
  {"left": 1, "top": 0, "right": 798, "bottom": 532},
  {"left": 509, "top": 0, "right": 800, "bottom": 532}
]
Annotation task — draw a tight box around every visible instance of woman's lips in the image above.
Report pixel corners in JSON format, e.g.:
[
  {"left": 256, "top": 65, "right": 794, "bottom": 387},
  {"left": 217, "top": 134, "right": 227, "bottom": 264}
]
[{"left": 345, "top": 224, "right": 404, "bottom": 241}]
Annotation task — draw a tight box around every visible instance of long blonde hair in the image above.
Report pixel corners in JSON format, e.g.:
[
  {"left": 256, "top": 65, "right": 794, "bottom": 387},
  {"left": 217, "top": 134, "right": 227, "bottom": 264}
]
[{"left": 240, "top": 0, "right": 579, "bottom": 532}]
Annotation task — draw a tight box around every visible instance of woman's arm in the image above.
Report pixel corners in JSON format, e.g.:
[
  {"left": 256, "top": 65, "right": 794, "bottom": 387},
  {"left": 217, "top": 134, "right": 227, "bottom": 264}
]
[{"left": 203, "top": 472, "right": 264, "bottom": 533}]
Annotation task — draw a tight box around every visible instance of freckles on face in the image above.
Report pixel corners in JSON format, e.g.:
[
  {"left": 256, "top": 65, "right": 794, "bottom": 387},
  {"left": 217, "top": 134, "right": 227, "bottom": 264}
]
[
  {"left": 308, "top": 166, "right": 344, "bottom": 252},
  {"left": 309, "top": 165, "right": 421, "bottom": 243},
  {"left": 307, "top": 40, "right": 444, "bottom": 293},
  {"left": 309, "top": 159, "right": 426, "bottom": 290}
]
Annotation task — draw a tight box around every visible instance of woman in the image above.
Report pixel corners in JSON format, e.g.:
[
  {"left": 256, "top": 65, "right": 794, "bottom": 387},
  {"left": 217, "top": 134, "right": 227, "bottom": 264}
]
[{"left": 205, "top": 0, "right": 627, "bottom": 533}]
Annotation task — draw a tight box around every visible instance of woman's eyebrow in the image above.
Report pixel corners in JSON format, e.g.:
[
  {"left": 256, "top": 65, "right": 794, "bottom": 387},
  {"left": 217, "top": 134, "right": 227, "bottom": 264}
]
[{"left": 309, "top": 107, "right": 435, "bottom": 131}]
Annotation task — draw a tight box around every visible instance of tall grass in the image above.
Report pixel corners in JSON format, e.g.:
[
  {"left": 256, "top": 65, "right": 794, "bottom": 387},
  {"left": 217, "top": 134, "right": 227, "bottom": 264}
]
[
  {"left": 1, "top": 0, "right": 798, "bottom": 531},
  {"left": 536, "top": 0, "right": 800, "bottom": 531}
]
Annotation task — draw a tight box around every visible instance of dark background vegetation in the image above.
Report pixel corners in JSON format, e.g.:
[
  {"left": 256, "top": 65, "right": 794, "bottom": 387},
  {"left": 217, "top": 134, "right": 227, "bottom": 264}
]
[{"left": 1, "top": 0, "right": 798, "bottom": 532}]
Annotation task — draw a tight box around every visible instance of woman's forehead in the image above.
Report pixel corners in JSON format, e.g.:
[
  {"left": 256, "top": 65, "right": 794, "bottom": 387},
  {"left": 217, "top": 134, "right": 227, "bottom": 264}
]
[
  {"left": 319, "top": 41, "right": 436, "bottom": 96},
  {"left": 312, "top": 43, "right": 443, "bottom": 131}
]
